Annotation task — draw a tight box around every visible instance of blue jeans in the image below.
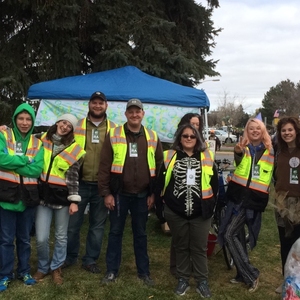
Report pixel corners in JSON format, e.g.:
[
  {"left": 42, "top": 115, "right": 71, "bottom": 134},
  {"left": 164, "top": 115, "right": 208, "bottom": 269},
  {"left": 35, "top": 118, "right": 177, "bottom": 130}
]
[
  {"left": 106, "top": 193, "right": 149, "bottom": 276},
  {"left": 66, "top": 181, "right": 108, "bottom": 265},
  {"left": 0, "top": 206, "right": 36, "bottom": 279},
  {"left": 35, "top": 205, "right": 69, "bottom": 273}
]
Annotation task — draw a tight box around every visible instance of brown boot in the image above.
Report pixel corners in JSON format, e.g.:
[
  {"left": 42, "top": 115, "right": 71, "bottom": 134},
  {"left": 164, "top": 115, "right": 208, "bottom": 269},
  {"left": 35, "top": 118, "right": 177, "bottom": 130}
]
[
  {"left": 52, "top": 267, "right": 63, "bottom": 285},
  {"left": 33, "top": 271, "right": 48, "bottom": 281}
]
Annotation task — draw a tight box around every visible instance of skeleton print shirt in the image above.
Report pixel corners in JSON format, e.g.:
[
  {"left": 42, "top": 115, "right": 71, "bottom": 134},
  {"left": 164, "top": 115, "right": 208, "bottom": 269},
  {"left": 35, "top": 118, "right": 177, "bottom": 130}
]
[{"left": 163, "top": 150, "right": 204, "bottom": 219}]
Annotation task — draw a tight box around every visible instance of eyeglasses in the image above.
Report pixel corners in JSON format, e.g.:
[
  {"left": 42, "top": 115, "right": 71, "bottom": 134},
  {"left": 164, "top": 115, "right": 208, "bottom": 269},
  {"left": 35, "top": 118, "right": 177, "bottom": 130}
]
[{"left": 181, "top": 134, "right": 196, "bottom": 139}]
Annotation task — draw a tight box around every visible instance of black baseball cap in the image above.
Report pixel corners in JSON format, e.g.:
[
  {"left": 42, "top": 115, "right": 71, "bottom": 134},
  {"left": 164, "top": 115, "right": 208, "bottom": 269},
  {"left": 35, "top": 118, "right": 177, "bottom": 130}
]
[{"left": 89, "top": 91, "right": 107, "bottom": 102}]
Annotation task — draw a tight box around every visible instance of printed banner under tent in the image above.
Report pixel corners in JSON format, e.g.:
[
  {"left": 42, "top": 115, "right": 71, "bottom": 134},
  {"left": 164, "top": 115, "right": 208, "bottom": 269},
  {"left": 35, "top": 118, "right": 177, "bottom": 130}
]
[{"left": 36, "top": 99, "right": 199, "bottom": 143}]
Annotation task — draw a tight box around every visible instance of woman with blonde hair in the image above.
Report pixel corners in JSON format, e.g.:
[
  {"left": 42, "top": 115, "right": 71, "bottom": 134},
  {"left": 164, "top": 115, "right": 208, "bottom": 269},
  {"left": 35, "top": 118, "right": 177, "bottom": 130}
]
[{"left": 218, "top": 118, "right": 274, "bottom": 293}]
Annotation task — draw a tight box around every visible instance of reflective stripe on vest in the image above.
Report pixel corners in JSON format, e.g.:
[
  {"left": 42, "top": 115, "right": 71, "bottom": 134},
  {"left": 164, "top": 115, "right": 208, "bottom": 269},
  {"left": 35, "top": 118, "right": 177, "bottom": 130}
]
[
  {"left": 231, "top": 147, "right": 274, "bottom": 193},
  {"left": 0, "top": 129, "right": 42, "bottom": 184},
  {"left": 163, "top": 150, "right": 176, "bottom": 169},
  {"left": 41, "top": 133, "right": 85, "bottom": 185},
  {"left": 110, "top": 126, "right": 157, "bottom": 177},
  {"left": 162, "top": 149, "right": 214, "bottom": 199},
  {"left": 74, "top": 118, "right": 117, "bottom": 148}
]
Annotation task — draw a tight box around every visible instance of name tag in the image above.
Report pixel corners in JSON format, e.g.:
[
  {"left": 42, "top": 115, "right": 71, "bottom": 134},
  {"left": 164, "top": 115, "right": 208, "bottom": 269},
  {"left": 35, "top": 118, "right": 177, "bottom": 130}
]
[
  {"left": 91, "top": 129, "right": 99, "bottom": 143},
  {"left": 186, "top": 169, "right": 196, "bottom": 185},
  {"left": 290, "top": 168, "right": 299, "bottom": 184},
  {"left": 252, "top": 165, "right": 260, "bottom": 179},
  {"left": 15, "top": 142, "right": 23, "bottom": 155},
  {"left": 129, "top": 143, "right": 138, "bottom": 157}
]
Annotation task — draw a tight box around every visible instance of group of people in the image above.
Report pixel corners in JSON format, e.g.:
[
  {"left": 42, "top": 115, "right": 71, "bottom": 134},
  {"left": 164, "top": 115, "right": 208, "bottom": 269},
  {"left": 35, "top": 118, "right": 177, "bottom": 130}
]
[
  {"left": 0, "top": 103, "right": 86, "bottom": 291},
  {"left": 0, "top": 93, "right": 299, "bottom": 298},
  {"left": 155, "top": 114, "right": 300, "bottom": 297},
  {"left": 0, "top": 93, "right": 163, "bottom": 293},
  {"left": 217, "top": 116, "right": 300, "bottom": 296}
]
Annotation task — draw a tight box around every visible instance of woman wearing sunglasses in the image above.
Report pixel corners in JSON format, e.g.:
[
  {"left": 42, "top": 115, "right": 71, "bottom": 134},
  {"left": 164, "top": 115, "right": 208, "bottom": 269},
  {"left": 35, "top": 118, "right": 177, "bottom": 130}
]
[{"left": 155, "top": 123, "right": 218, "bottom": 297}]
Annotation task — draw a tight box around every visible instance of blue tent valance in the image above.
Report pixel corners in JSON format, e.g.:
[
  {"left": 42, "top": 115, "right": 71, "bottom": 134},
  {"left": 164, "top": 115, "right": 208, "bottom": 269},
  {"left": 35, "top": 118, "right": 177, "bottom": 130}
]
[{"left": 27, "top": 66, "right": 210, "bottom": 109}]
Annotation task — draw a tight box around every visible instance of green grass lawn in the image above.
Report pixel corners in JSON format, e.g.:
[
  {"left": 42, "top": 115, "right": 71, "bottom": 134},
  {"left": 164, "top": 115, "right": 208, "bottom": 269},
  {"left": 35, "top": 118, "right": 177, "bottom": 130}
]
[{"left": 2, "top": 204, "right": 282, "bottom": 300}]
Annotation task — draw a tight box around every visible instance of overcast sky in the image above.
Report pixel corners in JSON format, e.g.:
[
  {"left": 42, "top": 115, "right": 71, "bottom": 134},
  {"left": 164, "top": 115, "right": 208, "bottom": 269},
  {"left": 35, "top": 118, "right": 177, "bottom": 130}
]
[{"left": 197, "top": 0, "right": 300, "bottom": 113}]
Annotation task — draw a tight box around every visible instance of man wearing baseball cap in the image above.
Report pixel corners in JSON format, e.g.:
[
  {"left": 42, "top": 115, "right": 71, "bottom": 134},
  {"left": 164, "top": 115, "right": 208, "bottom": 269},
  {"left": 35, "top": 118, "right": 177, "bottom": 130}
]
[
  {"left": 89, "top": 91, "right": 107, "bottom": 102},
  {"left": 99, "top": 98, "right": 163, "bottom": 286},
  {"left": 64, "top": 91, "right": 117, "bottom": 274},
  {"left": 126, "top": 98, "right": 143, "bottom": 110}
]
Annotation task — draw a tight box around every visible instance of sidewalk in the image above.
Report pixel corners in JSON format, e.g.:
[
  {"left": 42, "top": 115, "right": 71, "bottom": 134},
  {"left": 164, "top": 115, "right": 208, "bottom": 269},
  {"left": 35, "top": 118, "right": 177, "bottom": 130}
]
[{"left": 218, "top": 145, "right": 234, "bottom": 154}]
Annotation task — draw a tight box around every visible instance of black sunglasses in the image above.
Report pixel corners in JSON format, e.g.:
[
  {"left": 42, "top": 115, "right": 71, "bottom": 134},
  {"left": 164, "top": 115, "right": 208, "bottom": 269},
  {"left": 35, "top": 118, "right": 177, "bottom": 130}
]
[{"left": 181, "top": 134, "right": 196, "bottom": 139}]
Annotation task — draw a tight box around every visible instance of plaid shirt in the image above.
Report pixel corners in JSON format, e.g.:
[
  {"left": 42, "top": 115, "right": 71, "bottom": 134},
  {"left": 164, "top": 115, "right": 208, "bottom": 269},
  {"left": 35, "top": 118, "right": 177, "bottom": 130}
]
[{"left": 65, "top": 158, "right": 83, "bottom": 195}]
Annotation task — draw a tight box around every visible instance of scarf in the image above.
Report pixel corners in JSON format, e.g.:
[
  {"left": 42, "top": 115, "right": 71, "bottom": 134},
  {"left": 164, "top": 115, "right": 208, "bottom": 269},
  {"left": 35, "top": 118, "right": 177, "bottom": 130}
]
[
  {"left": 247, "top": 142, "right": 265, "bottom": 159},
  {"left": 51, "top": 134, "right": 67, "bottom": 156}
]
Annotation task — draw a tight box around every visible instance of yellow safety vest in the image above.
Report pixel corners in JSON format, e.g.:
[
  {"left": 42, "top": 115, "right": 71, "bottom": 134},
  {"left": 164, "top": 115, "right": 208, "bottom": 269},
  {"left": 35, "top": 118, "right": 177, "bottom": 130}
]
[
  {"left": 74, "top": 118, "right": 117, "bottom": 148},
  {"left": 0, "top": 128, "right": 42, "bottom": 185},
  {"left": 231, "top": 147, "right": 274, "bottom": 193},
  {"left": 40, "top": 133, "right": 86, "bottom": 186},
  {"left": 110, "top": 126, "right": 157, "bottom": 177},
  {"left": 162, "top": 149, "right": 214, "bottom": 199}
]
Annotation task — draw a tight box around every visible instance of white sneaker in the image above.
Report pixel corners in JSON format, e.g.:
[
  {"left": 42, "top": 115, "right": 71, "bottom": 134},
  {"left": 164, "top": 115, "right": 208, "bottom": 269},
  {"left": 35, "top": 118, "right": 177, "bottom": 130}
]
[{"left": 230, "top": 278, "right": 242, "bottom": 284}]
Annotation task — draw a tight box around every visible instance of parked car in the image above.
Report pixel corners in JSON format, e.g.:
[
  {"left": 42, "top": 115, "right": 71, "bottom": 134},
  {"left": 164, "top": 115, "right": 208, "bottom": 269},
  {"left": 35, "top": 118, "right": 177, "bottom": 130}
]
[{"left": 204, "top": 129, "right": 237, "bottom": 144}]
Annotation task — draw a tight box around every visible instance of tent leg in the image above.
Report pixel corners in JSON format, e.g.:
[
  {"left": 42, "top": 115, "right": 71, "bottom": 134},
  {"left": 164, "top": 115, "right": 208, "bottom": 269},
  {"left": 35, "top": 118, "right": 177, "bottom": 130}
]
[{"left": 201, "top": 107, "right": 209, "bottom": 137}]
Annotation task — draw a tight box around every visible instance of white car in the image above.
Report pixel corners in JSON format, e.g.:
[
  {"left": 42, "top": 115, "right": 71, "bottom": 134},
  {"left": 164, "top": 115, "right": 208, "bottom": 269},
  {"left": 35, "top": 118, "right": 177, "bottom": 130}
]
[{"left": 204, "top": 129, "right": 237, "bottom": 144}]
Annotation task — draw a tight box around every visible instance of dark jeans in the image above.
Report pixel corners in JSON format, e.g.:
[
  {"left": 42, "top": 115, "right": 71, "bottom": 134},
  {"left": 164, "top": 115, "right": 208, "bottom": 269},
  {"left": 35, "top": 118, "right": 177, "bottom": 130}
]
[
  {"left": 66, "top": 181, "right": 108, "bottom": 265},
  {"left": 105, "top": 193, "right": 149, "bottom": 276},
  {"left": 0, "top": 206, "right": 36, "bottom": 279}
]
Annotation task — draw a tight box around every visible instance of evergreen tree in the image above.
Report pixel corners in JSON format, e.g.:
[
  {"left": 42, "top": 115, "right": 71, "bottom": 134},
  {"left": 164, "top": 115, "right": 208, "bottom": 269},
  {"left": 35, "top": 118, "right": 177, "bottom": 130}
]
[{"left": 0, "top": 0, "right": 221, "bottom": 109}]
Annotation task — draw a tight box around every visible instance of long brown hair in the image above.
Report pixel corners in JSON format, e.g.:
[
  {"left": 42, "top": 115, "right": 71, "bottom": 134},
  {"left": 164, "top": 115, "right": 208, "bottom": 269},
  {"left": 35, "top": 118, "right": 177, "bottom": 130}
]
[
  {"left": 276, "top": 116, "right": 300, "bottom": 151},
  {"left": 177, "top": 113, "right": 203, "bottom": 130},
  {"left": 46, "top": 123, "right": 75, "bottom": 146}
]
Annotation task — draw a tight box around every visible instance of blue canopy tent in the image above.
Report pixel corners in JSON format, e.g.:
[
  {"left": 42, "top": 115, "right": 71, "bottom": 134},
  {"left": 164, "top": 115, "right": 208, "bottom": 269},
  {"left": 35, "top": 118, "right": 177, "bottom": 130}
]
[{"left": 27, "top": 66, "right": 210, "bottom": 142}]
